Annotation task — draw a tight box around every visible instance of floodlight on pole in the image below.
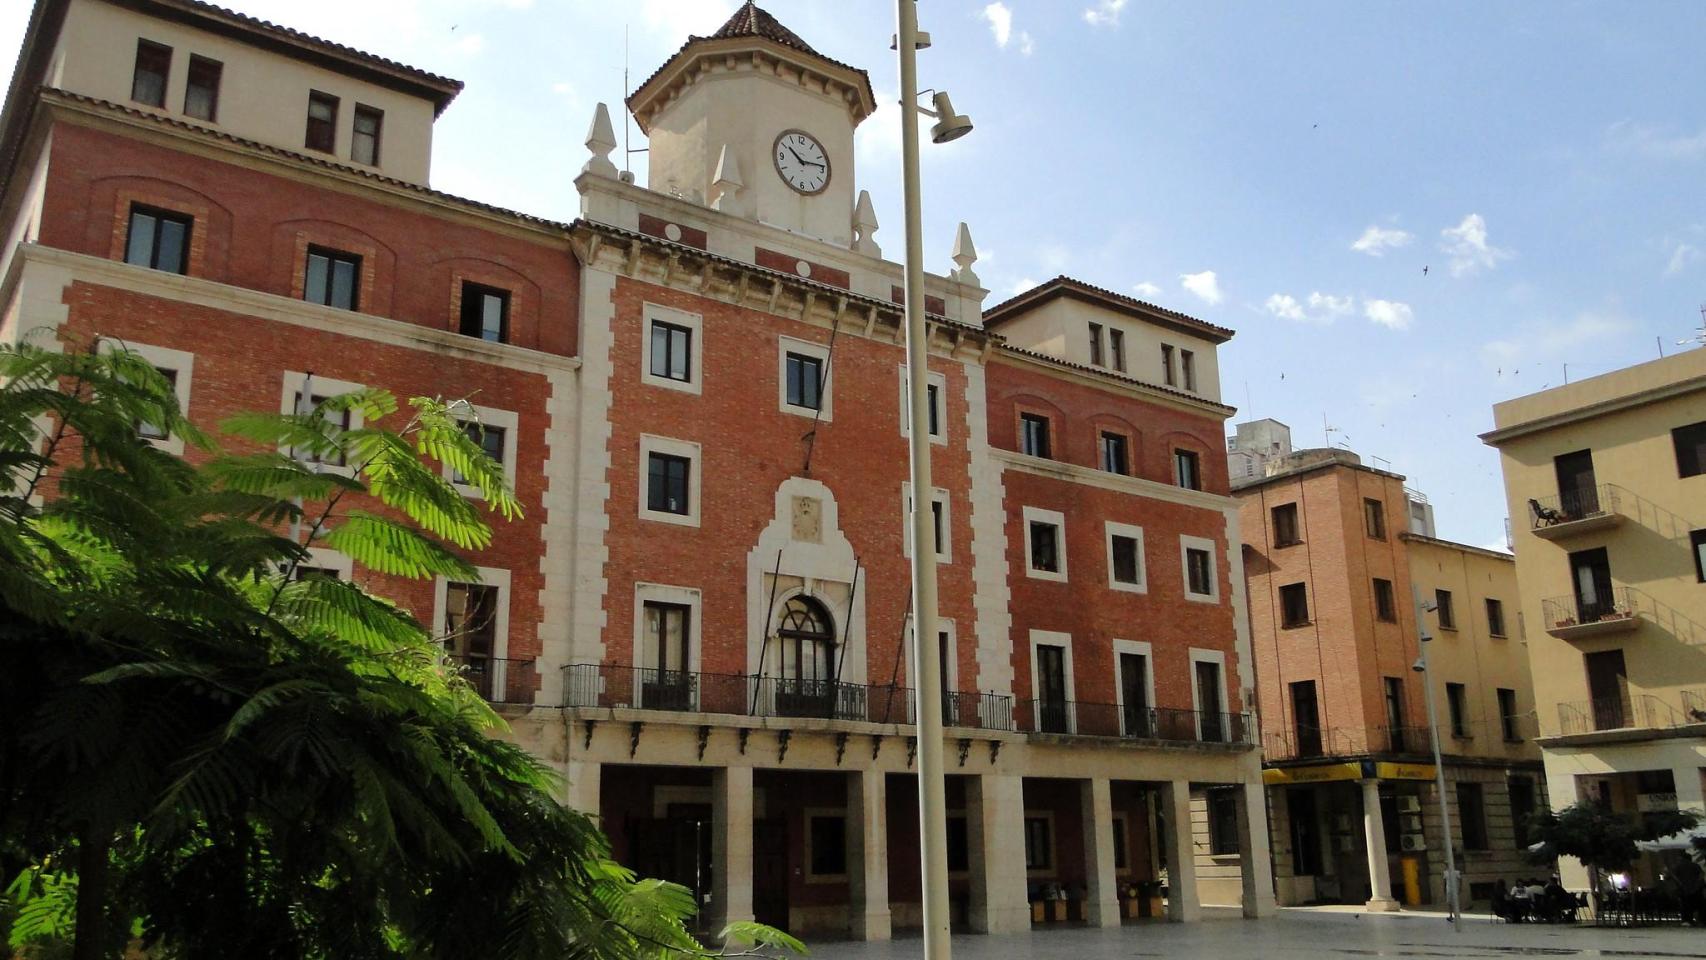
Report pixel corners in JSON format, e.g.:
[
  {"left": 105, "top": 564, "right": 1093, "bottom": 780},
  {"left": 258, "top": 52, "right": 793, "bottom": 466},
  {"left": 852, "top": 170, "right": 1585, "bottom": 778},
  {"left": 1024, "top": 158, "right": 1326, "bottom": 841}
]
[{"left": 895, "top": 0, "right": 969, "bottom": 955}]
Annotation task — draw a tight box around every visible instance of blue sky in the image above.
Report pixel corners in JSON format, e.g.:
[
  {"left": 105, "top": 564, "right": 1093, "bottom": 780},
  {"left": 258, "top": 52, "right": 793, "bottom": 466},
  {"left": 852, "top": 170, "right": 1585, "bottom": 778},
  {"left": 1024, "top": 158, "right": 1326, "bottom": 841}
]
[{"left": 5, "top": 0, "right": 1705, "bottom": 547}]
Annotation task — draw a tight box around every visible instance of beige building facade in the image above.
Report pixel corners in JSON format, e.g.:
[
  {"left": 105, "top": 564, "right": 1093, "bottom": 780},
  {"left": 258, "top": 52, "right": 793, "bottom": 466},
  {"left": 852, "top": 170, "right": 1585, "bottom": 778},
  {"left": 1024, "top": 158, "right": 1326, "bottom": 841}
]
[
  {"left": 1234, "top": 427, "right": 1544, "bottom": 911},
  {"left": 1483, "top": 347, "right": 1706, "bottom": 893}
]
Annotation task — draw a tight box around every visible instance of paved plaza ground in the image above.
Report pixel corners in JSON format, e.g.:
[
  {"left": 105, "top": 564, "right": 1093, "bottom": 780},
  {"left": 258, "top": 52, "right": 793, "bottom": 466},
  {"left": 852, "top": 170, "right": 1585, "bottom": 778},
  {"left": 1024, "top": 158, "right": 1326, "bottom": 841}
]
[{"left": 805, "top": 907, "right": 1706, "bottom": 959}]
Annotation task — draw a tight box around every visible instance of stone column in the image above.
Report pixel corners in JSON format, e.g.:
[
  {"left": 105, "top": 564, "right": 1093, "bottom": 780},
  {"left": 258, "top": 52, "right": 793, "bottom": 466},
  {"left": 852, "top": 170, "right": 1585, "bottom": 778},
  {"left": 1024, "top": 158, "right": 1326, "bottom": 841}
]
[
  {"left": 967, "top": 773, "right": 1030, "bottom": 934},
  {"left": 1080, "top": 778, "right": 1121, "bottom": 927},
  {"left": 711, "top": 766, "right": 754, "bottom": 929},
  {"left": 1361, "top": 779, "right": 1400, "bottom": 911},
  {"left": 1161, "top": 780, "right": 1200, "bottom": 922},
  {"left": 848, "top": 769, "right": 892, "bottom": 940},
  {"left": 565, "top": 758, "right": 600, "bottom": 815},
  {"left": 1235, "top": 779, "right": 1278, "bottom": 918}
]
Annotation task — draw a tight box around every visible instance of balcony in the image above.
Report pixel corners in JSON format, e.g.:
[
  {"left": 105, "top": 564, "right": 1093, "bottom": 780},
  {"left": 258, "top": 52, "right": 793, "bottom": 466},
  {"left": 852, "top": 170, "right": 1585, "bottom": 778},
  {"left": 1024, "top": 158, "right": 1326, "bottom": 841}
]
[
  {"left": 1014, "top": 700, "right": 1254, "bottom": 746},
  {"left": 447, "top": 656, "right": 539, "bottom": 706},
  {"left": 1264, "top": 724, "right": 1443, "bottom": 760},
  {"left": 561, "top": 664, "right": 1016, "bottom": 731},
  {"left": 1557, "top": 695, "right": 1688, "bottom": 736},
  {"left": 1528, "top": 484, "right": 1625, "bottom": 541},
  {"left": 1541, "top": 589, "right": 1640, "bottom": 640}
]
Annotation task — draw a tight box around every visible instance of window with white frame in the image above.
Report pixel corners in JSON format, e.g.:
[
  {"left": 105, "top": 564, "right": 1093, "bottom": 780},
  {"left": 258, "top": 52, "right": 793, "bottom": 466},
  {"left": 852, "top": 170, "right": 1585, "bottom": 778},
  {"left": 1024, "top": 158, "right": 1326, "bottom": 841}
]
[
  {"left": 635, "top": 583, "right": 701, "bottom": 709},
  {"left": 103, "top": 340, "right": 194, "bottom": 456},
  {"left": 897, "top": 365, "right": 948, "bottom": 444},
  {"left": 292, "top": 546, "right": 353, "bottom": 581},
  {"left": 1180, "top": 535, "right": 1219, "bottom": 602},
  {"left": 1029, "top": 630, "right": 1074, "bottom": 735},
  {"left": 446, "top": 403, "right": 518, "bottom": 500},
  {"left": 434, "top": 566, "right": 512, "bottom": 703},
  {"left": 778, "top": 336, "right": 832, "bottom": 418},
  {"left": 901, "top": 483, "right": 952, "bottom": 564},
  {"left": 280, "top": 371, "right": 365, "bottom": 476},
  {"left": 1105, "top": 521, "right": 1146, "bottom": 593},
  {"left": 638, "top": 434, "right": 701, "bottom": 526},
  {"left": 641, "top": 303, "right": 702, "bottom": 393},
  {"left": 1022, "top": 506, "right": 1067, "bottom": 581},
  {"left": 1188, "top": 647, "right": 1230, "bottom": 742},
  {"left": 1112, "top": 639, "right": 1154, "bottom": 738}
]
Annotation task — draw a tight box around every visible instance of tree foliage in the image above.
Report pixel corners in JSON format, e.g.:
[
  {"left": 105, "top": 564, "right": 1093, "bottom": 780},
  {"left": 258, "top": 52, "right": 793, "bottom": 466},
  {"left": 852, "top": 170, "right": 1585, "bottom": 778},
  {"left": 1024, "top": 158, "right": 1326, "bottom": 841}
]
[
  {"left": 0, "top": 336, "right": 804, "bottom": 959},
  {"left": 1525, "top": 801, "right": 1701, "bottom": 874}
]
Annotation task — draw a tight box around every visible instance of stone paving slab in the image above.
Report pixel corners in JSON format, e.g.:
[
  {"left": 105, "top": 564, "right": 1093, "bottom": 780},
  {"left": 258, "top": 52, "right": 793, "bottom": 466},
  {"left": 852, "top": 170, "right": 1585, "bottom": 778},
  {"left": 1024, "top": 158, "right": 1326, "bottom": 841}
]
[{"left": 803, "top": 907, "right": 1706, "bottom": 960}]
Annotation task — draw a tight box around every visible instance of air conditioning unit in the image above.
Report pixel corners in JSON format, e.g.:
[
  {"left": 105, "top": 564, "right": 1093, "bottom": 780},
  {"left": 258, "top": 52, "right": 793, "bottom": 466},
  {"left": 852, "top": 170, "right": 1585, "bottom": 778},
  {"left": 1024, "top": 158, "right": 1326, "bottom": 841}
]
[
  {"left": 1401, "top": 834, "right": 1427, "bottom": 852},
  {"left": 1402, "top": 815, "right": 1423, "bottom": 833},
  {"left": 1397, "top": 797, "right": 1421, "bottom": 813}
]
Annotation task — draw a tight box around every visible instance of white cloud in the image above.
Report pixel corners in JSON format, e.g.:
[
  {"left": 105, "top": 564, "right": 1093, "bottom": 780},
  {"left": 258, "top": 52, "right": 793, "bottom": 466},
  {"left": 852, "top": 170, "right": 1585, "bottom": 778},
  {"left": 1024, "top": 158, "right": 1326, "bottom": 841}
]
[
  {"left": 981, "top": 3, "right": 1034, "bottom": 55},
  {"left": 1009, "top": 277, "right": 1041, "bottom": 296},
  {"left": 1083, "top": 0, "right": 1128, "bottom": 27},
  {"left": 1364, "top": 299, "right": 1414, "bottom": 331},
  {"left": 1179, "top": 270, "right": 1223, "bottom": 306},
  {"left": 1604, "top": 120, "right": 1706, "bottom": 162},
  {"left": 452, "top": 32, "right": 486, "bottom": 55},
  {"left": 1439, "top": 213, "right": 1511, "bottom": 276},
  {"left": 1482, "top": 309, "right": 1633, "bottom": 365},
  {"left": 639, "top": 0, "right": 735, "bottom": 34},
  {"left": 1265, "top": 291, "right": 1354, "bottom": 324},
  {"left": 1350, "top": 224, "right": 1413, "bottom": 257},
  {"left": 1666, "top": 242, "right": 1703, "bottom": 277},
  {"left": 1132, "top": 281, "right": 1162, "bottom": 298}
]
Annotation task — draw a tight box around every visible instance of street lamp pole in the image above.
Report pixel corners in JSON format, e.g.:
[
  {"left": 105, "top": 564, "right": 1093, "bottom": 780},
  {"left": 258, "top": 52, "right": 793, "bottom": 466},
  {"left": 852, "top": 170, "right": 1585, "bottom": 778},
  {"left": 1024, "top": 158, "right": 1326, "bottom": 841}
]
[
  {"left": 1412, "top": 586, "right": 1461, "bottom": 932},
  {"left": 896, "top": 0, "right": 951, "bottom": 955}
]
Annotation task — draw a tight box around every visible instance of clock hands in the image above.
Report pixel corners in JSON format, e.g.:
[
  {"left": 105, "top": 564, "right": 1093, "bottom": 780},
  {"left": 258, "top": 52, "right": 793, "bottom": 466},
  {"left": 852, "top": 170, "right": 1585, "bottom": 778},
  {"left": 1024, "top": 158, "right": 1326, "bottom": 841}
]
[{"left": 785, "top": 145, "right": 825, "bottom": 170}]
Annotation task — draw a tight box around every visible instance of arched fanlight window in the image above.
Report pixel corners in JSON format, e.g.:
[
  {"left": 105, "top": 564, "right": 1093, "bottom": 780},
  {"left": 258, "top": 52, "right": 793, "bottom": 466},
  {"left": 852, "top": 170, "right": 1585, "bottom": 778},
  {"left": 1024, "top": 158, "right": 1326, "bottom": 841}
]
[{"left": 777, "top": 595, "right": 836, "bottom": 683}]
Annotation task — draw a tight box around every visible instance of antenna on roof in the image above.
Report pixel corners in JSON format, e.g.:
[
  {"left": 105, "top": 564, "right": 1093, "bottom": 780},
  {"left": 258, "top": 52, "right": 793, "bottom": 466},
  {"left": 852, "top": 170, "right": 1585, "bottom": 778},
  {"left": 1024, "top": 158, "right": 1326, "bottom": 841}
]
[
  {"left": 1679, "top": 303, "right": 1706, "bottom": 349},
  {"left": 1323, "top": 413, "right": 1342, "bottom": 447},
  {"left": 621, "top": 26, "right": 646, "bottom": 181}
]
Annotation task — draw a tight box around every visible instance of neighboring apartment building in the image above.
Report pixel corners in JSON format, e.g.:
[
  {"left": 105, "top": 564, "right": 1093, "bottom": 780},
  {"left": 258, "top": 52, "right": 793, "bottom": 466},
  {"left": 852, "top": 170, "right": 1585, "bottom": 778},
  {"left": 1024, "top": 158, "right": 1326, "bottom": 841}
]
[
  {"left": 1232, "top": 424, "right": 1543, "bottom": 910},
  {"left": 0, "top": 0, "right": 1275, "bottom": 941},
  {"left": 1482, "top": 347, "right": 1706, "bottom": 895}
]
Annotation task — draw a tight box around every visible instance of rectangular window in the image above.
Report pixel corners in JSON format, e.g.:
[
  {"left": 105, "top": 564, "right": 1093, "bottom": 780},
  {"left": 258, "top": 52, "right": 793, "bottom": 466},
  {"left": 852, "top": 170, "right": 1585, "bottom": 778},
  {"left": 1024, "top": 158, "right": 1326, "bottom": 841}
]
[
  {"left": 124, "top": 205, "right": 191, "bottom": 274},
  {"left": 1497, "top": 687, "right": 1520, "bottom": 742},
  {"left": 1457, "top": 782, "right": 1489, "bottom": 850},
  {"left": 1435, "top": 589, "right": 1456, "bottom": 630},
  {"left": 444, "top": 581, "right": 499, "bottom": 664},
  {"left": 1272, "top": 503, "right": 1300, "bottom": 546},
  {"left": 646, "top": 452, "right": 691, "bottom": 515},
  {"left": 1186, "top": 547, "right": 1213, "bottom": 597},
  {"left": 1207, "top": 788, "right": 1240, "bottom": 855},
  {"left": 1692, "top": 529, "right": 1706, "bottom": 583},
  {"left": 452, "top": 421, "right": 506, "bottom": 484},
  {"left": 1279, "top": 582, "right": 1310, "bottom": 627},
  {"left": 305, "top": 90, "right": 339, "bottom": 153},
  {"left": 1446, "top": 682, "right": 1469, "bottom": 738},
  {"left": 1675, "top": 421, "right": 1706, "bottom": 478},
  {"left": 303, "top": 246, "right": 360, "bottom": 310},
  {"left": 1029, "top": 521, "right": 1060, "bottom": 573},
  {"left": 1383, "top": 676, "right": 1405, "bottom": 745},
  {"left": 1364, "top": 498, "right": 1386, "bottom": 540},
  {"left": 1373, "top": 578, "right": 1397, "bottom": 622},
  {"left": 1024, "top": 816, "right": 1051, "bottom": 870},
  {"left": 1108, "top": 328, "right": 1126, "bottom": 372},
  {"left": 931, "top": 499, "right": 945, "bottom": 556},
  {"left": 1486, "top": 598, "right": 1507, "bottom": 637},
  {"left": 1099, "top": 431, "right": 1128, "bottom": 474},
  {"left": 1019, "top": 412, "right": 1051, "bottom": 458},
  {"left": 1161, "top": 344, "right": 1176, "bottom": 386},
  {"left": 131, "top": 39, "right": 170, "bottom": 107},
  {"left": 1508, "top": 776, "right": 1537, "bottom": 848},
  {"left": 1174, "top": 449, "right": 1201, "bottom": 490},
  {"left": 290, "top": 392, "right": 351, "bottom": 467},
  {"left": 785, "top": 352, "right": 823, "bottom": 410},
  {"left": 136, "top": 367, "right": 178, "bottom": 440},
  {"left": 1290, "top": 680, "right": 1322, "bottom": 757},
  {"left": 808, "top": 815, "right": 847, "bottom": 877},
  {"left": 1181, "top": 349, "right": 1197, "bottom": 391},
  {"left": 650, "top": 320, "right": 692, "bottom": 383},
  {"left": 926, "top": 383, "right": 941, "bottom": 436},
  {"left": 183, "top": 55, "right": 221, "bottom": 121},
  {"left": 459, "top": 282, "right": 510, "bottom": 343},
  {"left": 1088, "top": 322, "right": 1104, "bottom": 366},
  {"left": 642, "top": 600, "right": 691, "bottom": 673},
  {"left": 1110, "top": 535, "right": 1140, "bottom": 585},
  {"left": 351, "top": 104, "right": 383, "bottom": 166},
  {"left": 1111, "top": 815, "right": 1129, "bottom": 871}
]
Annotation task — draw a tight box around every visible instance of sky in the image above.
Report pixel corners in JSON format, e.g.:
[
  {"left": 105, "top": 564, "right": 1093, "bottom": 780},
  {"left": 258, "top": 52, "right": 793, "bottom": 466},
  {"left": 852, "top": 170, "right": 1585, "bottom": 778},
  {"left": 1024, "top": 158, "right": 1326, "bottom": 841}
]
[{"left": 4, "top": 0, "right": 1705, "bottom": 549}]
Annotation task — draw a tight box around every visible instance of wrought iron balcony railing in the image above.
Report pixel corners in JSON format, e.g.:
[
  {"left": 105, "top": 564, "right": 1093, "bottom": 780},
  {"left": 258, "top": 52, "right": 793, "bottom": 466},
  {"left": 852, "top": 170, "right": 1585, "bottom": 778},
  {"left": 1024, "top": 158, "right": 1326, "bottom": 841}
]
[
  {"left": 1541, "top": 588, "right": 1640, "bottom": 640},
  {"left": 1013, "top": 699, "right": 1253, "bottom": 745},
  {"left": 446, "top": 656, "right": 539, "bottom": 705},
  {"left": 1528, "top": 483, "right": 1623, "bottom": 536},
  {"left": 1556, "top": 695, "right": 1686, "bottom": 736}
]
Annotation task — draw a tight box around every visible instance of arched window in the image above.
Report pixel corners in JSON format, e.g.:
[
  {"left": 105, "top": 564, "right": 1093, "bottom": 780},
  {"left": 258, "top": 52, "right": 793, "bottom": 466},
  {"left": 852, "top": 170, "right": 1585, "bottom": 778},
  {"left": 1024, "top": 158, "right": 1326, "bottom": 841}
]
[{"left": 778, "top": 595, "right": 836, "bottom": 683}]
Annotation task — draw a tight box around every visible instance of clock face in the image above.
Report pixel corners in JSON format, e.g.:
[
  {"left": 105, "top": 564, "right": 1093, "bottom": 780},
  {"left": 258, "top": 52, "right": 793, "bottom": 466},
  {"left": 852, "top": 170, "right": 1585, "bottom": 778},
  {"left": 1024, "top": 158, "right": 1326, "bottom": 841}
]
[{"left": 773, "top": 129, "right": 830, "bottom": 195}]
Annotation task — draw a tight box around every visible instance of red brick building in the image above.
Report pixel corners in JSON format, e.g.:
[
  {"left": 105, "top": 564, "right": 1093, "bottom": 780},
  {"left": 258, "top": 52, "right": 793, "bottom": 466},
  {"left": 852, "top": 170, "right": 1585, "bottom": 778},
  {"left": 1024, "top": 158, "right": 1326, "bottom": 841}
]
[{"left": 1, "top": 0, "right": 1274, "bottom": 940}]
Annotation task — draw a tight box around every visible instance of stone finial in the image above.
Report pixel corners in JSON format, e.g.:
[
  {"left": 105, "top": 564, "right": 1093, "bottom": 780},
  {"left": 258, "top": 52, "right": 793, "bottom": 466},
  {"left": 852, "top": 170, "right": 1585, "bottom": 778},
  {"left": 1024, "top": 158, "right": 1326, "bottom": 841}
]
[
  {"left": 950, "top": 221, "right": 979, "bottom": 285},
  {"left": 710, "top": 144, "right": 744, "bottom": 210},
  {"left": 583, "top": 103, "right": 618, "bottom": 178},
  {"left": 852, "top": 189, "right": 881, "bottom": 257}
]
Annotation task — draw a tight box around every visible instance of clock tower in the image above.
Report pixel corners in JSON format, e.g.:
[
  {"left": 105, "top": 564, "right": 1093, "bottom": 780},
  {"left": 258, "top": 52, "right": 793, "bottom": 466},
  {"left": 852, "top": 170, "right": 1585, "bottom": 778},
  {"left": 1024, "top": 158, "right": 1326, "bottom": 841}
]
[{"left": 626, "top": 2, "right": 877, "bottom": 249}]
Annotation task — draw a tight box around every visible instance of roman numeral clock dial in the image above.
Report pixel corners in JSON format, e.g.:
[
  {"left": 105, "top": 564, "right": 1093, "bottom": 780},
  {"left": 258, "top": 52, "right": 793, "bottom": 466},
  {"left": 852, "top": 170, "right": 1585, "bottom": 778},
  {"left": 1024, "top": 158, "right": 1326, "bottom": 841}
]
[{"left": 773, "top": 129, "right": 830, "bottom": 195}]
